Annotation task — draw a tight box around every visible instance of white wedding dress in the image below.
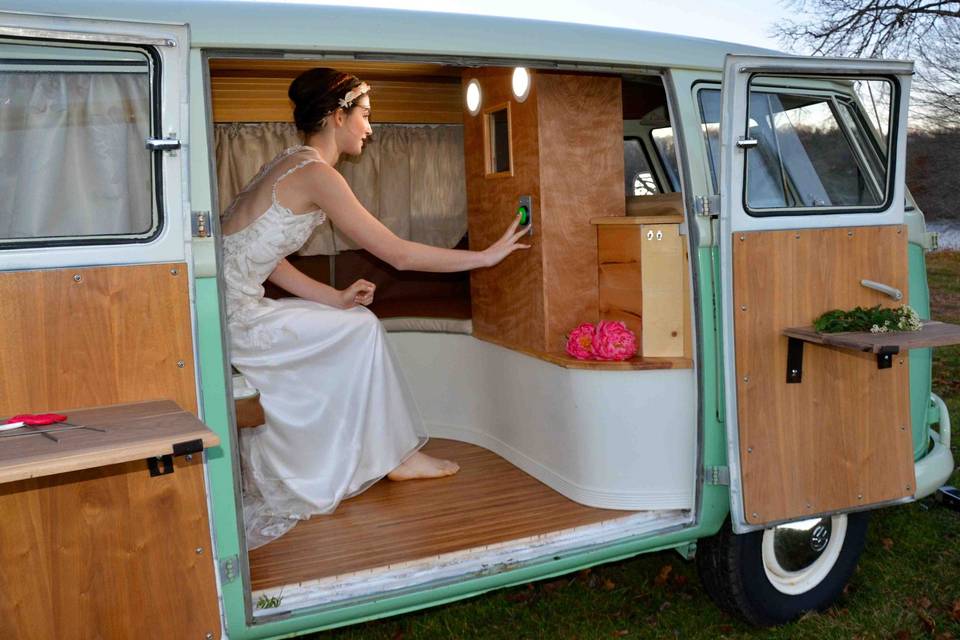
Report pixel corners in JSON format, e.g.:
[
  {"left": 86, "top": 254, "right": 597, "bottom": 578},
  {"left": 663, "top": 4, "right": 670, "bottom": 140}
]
[{"left": 222, "top": 146, "right": 427, "bottom": 548}]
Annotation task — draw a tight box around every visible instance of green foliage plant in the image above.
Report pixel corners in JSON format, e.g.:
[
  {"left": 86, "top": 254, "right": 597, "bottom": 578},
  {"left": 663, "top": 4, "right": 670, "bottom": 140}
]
[{"left": 813, "top": 304, "right": 922, "bottom": 334}]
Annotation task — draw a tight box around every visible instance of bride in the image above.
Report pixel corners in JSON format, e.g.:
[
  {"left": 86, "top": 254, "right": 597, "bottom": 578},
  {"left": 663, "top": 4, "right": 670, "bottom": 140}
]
[{"left": 221, "top": 68, "right": 529, "bottom": 545}]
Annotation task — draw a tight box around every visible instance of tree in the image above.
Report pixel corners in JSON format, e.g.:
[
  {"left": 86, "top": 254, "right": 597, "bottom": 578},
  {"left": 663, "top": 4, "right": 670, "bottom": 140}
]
[{"left": 775, "top": 1, "right": 960, "bottom": 128}]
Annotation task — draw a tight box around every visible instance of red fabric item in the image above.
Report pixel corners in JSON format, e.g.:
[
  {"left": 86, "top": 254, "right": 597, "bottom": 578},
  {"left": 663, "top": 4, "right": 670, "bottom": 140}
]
[{"left": 5, "top": 413, "right": 67, "bottom": 426}]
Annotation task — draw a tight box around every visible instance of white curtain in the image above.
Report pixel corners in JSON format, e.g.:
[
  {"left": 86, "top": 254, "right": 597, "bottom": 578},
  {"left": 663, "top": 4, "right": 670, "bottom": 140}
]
[
  {"left": 0, "top": 72, "right": 152, "bottom": 239},
  {"left": 214, "top": 122, "right": 467, "bottom": 255}
]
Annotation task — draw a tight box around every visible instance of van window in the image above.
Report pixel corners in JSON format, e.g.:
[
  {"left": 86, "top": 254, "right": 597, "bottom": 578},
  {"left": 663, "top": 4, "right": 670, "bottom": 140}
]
[
  {"left": 623, "top": 137, "right": 661, "bottom": 195},
  {"left": 650, "top": 127, "right": 681, "bottom": 191},
  {"left": 0, "top": 41, "right": 158, "bottom": 245},
  {"left": 697, "top": 79, "right": 894, "bottom": 215}
]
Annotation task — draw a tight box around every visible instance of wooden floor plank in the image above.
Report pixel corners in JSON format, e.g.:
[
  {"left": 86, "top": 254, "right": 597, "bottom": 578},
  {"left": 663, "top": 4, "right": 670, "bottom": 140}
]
[{"left": 248, "top": 439, "right": 635, "bottom": 590}]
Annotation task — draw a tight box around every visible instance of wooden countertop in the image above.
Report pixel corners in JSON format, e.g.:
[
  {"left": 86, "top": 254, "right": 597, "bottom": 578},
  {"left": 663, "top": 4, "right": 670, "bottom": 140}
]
[
  {"left": 590, "top": 214, "right": 684, "bottom": 225},
  {"left": 0, "top": 400, "right": 219, "bottom": 484}
]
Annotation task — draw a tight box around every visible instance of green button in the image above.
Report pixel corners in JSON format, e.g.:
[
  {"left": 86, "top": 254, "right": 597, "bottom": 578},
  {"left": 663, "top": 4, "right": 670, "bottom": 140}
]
[{"left": 517, "top": 205, "right": 529, "bottom": 225}]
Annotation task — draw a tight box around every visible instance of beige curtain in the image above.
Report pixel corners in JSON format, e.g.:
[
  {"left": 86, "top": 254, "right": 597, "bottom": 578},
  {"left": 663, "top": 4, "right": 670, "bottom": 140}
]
[
  {"left": 214, "top": 122, "right": 467, "bottom": 255},
  {"left": 0, "top": 72, "right": 152, "bottom": 239}
]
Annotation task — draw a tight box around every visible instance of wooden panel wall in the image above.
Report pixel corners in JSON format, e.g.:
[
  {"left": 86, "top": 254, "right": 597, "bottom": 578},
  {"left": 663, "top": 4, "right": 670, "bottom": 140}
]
[
  {"left": 210, "top": 64, "right": 463, "bottom": 124},
  {"left": 0, "top": 263, "right": 198, "bottom": 416},
  {"left": 465, "top": 70, "right": 625, "bottom": 354},
  {"left": 465, "top": 68, "right": 546, "bottom": 351},
  {"left": 0, "top": 456, "right": 220, "bottom": 639},
  {"left": 733, "top": 226, "right": 915, "bottom": 525},
  {"left": 538, "top": 74, "right": 625, "bottom": 352}
]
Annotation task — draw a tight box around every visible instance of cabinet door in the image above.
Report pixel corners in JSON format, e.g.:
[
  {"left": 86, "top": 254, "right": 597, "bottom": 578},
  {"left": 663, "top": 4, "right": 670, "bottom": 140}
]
[{"left": 640, "top": 224, "right": 685, "bottom": 357}]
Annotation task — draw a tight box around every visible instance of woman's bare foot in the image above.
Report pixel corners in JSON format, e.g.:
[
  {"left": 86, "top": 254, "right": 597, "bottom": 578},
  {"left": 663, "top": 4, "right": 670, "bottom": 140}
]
[{"left": 387, "top": 451, "right": 459, "bottom": 481}]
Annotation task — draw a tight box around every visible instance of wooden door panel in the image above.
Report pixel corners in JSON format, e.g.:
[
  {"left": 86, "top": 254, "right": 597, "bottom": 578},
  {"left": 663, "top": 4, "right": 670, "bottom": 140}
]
[
  {"left": 733, "top": 225, "right": 915, "bottom": 525},
  {"left": 0, "top": 263, "right": 197, "bottom": 416}
]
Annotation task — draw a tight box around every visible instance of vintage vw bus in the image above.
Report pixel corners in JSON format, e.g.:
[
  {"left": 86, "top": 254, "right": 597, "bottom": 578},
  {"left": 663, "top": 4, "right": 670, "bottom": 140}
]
[{"left": 0, "top": 1, "right": 957, "bottom": 638}]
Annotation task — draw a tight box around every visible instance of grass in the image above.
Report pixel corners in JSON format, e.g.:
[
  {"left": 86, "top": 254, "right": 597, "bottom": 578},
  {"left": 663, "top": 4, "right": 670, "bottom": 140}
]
[{"left": 313, "top": 251, "right": 960, "bottom": 640}]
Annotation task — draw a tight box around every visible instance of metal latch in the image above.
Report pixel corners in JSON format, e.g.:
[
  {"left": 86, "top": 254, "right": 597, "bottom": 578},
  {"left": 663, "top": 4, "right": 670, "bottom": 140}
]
[
  {"left": 694, "top": 195, "right": 720, "bottom": 218},
  {"left": 220, "top": 555, "right": 240, "bottom": 584},
  {"left": 736, "top": 137, "right": 759, "bottom": 149},
  {"left": 705, "top": 466, "right": 730, "bottom": 485},
  {"left": 145, "top": 136, "right": 182, "bottom": 152},
  {"left": 147, "top": 438, "right": 204, "bottom": 477},
  {"left": 192, "top": 211, "right": 211, "bottom": 238},
  {"left": 924, "top": 231, "right": 939, "bottom": 252}
]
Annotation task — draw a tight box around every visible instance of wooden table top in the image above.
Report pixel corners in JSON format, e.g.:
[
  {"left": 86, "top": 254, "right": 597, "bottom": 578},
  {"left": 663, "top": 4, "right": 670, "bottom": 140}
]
[{"left": 0, "top": 400, "right": 219, "bottom": 484}]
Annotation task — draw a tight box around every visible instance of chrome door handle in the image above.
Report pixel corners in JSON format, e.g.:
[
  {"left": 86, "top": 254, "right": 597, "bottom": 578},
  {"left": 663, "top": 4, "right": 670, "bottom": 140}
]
[{"left": 861, "top": 279, "right": 903, "bottom": 301}]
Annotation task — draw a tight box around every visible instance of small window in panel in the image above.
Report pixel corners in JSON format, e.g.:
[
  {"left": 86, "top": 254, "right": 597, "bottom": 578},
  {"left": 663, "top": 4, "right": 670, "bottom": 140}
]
[
  {"left": 623, "top": 138, "right": 661, "bottom": 196},
  {"left": 0, "top": 40, "right": 157, "bottom": 245},
  {"left": 484, "top": 103, "right": 512, "bottom": 175}
]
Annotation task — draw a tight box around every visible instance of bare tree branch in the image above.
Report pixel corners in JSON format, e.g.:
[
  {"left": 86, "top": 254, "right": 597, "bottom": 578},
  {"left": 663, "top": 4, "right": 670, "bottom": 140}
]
[{"left": 774, "top": 1, "right": 960, "bottom": 128}]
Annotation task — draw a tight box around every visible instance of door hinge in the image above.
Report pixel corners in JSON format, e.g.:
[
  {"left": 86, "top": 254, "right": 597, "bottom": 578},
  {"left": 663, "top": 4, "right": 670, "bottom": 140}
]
[
  {"left": 924, "top": 231, "right": 939, "bottom": 252},
  {"left": 146, "top": 438, "right": 204, "bottom": 477},
  {"left": 145, "top": 135, "right": 182, "bottom": 152},
  {"left": 705, "top": 466, "right": 730, "bottom": 485},
  {"left": 220, "top": 555, "right": 240, "bottom": 584},
  {"left": 694, "top": 195, "right": 719, "bottom": 218},
  {"left": 192, "top": 211, "right": 211, "bottom": 238}
]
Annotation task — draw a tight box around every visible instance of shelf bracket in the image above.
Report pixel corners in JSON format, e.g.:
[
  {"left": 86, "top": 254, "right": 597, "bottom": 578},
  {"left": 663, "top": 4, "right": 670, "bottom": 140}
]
[
  {"left": 876, "top": 346, "right": 898, "bottom": 369},
  {"left": 146, "top": 438, "right": 204, "bottom": 477},
  {"left": 786, "top": 337, "right": 804, "bottom": 383}
]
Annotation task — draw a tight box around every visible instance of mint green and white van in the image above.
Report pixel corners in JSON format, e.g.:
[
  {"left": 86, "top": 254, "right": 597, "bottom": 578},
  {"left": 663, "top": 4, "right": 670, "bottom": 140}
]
[{"left": 0, "top": 2, "right": 955, "bottom": 638}]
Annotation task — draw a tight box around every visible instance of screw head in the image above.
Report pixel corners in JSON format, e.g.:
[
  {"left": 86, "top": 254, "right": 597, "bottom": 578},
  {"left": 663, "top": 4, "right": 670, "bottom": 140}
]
[
  {"left": 739, "top": 235, "right": 746, "bottom": 241},
  {"left": 196, "top": 547, "right": 203, "bottom": 554},
  {"left": 206, "top": 634, "right": 214, "bottom": 640},
  {"left": 170, "top": 268, "right": 179, "bottom": 276},
  {"left": 740, "top": 304, "right": 747, "bottom": 311},
  {"left": 751, "top": 512, "right": 758, "bottom": 519},
  {"left": 747, "top": 447, "right": 753, "bottom": 453},
  {"left": 847, "top": 231, "right": 854, "bottom": 237},
  {"left": 177, "top": 360, "right": 185, "bottom": 368},
  {"left": 857, "top": 493, "right": 863, "bottom": 500},
  {"left": 743, "top": 375, "right": 749, "bottom": 383},
  {"left": 73, "top": 274, "right": 82, "bottom": 282},
  {"left": 185, "top": 453, "right": 193, "bottom": 462}
]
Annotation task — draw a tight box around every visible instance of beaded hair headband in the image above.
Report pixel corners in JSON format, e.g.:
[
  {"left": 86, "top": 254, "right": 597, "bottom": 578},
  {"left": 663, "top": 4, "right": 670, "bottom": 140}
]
[{"left": 338, "top": 82, "right": 371, "bottom": 109}]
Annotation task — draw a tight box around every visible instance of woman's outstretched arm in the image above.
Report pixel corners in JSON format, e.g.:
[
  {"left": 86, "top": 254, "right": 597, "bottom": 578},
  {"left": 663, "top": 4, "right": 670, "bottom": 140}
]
[{"left": 301, "top": 162, "right": 529, "bottom": 272}]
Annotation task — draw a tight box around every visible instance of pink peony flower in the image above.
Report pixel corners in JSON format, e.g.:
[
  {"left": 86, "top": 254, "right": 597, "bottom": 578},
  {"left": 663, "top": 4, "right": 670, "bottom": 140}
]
[
  {"left": 566, "top": 322, "right": 597, "bottom": 360},
  {"left": 592, "top": 320, "right": 638, "bottom": 361}
]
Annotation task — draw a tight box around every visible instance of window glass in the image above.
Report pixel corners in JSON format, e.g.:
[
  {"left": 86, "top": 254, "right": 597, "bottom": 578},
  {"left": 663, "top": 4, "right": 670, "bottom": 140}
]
[
  {"left": 697, "top": 78, "right": 893, "bottom": 214},
  {"left": 0, "top": 41, "right": 156, "bottom": 244},
  {"left": 623, "top": 138, "right": 661, "bottom": 196},
  {"left": 487, "top": 106, "right": 511, "bottom": 174},
  {"left": 650, "top": 127, "right": 681, "bottom": 191}
]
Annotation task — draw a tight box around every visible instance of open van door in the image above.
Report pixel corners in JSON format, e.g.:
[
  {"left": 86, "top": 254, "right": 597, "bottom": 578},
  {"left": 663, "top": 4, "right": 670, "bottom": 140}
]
[
  {"left": 717, "top": 55, "right": 916, "bottom": 533},
  {"left": 0, "top": 11, "right": 222, "bottom": 638}
]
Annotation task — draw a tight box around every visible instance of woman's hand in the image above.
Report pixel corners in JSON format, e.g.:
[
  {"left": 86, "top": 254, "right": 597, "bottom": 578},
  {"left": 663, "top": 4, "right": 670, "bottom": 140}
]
[
  {"left": 482, "top": 214, "right": 531, "bottom": 267},
  {"left": 339, "top": 279, "right": 375, "bottom": 309}
]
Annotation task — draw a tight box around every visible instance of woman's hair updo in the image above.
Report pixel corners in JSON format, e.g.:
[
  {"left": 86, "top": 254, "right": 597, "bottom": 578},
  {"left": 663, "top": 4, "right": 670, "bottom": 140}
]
[{"left": 288, "top": 67, "right": 365, "bottom": 135}]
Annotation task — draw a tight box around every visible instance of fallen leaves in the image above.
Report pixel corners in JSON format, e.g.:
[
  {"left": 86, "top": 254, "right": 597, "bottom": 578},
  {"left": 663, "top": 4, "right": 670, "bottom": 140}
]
[{"left": 654, "top": 565, "right": 673, "bottom": 586}]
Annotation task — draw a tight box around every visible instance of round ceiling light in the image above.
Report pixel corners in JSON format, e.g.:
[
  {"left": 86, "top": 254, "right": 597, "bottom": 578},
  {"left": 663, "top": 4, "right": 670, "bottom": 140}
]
[
  {"left": 466, "top": 79, "right": 481, "bottom": 115},
  {"left": 512, "top": 67, "right": 531, "bottom": 102}
]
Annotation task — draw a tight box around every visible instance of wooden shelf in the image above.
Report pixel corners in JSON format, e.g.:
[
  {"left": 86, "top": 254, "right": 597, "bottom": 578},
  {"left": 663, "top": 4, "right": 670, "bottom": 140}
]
[
  {"left": 783, "top": 320, "right": 960, "bottom": 353},
  {"left": 782, "top": 320, "right": 960, "bottom": 382},
  {"left": 476, "top": 334, "right": 691, "bottom": 370},
  {"left": 0, "top": 400, "right": 220, "bottom": 484}
]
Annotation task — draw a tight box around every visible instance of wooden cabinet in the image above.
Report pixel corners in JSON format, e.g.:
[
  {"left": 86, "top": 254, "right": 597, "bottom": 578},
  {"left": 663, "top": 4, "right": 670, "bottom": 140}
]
[
  {"left": 0, "top": 401, "right": 222, "bottom": 640},
  {"left": 594, "top": 215, "right": 691, "bottom": 362}
]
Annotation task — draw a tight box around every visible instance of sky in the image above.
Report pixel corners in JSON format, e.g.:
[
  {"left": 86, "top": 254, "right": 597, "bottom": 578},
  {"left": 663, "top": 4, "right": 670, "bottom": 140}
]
[{"left": 246, "top": 0, "right": 793, "bottom": 50}]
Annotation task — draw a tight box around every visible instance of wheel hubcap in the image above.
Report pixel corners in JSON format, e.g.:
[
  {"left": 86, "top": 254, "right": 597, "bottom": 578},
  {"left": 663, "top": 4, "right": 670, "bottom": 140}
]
[{"left": 762, "top": 515, "right": 847, "bottom": 595}]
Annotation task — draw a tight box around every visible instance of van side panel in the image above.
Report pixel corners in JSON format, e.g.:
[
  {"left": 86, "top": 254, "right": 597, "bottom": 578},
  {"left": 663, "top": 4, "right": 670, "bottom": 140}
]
[{"left": 908, "top": 242, "right": 934, "bottom": 459}]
